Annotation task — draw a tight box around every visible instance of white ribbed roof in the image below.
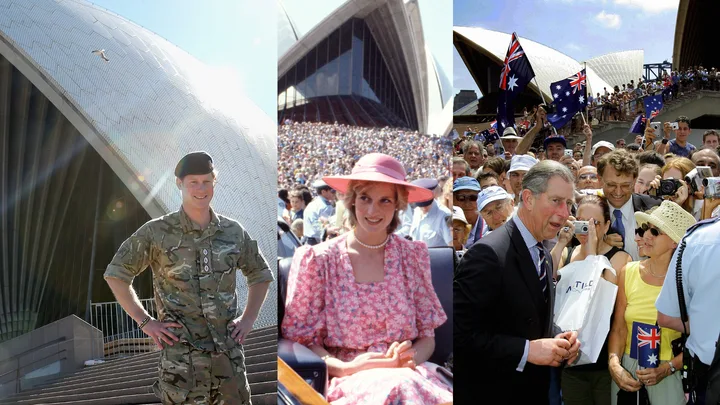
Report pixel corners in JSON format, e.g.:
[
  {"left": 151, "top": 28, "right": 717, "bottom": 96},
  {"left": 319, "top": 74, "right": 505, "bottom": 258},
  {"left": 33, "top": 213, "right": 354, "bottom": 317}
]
[
  {"left": 585, "top": 50, "right": 644, "bottom": 90},
  {"left": 454, "top": 26, "right": 612, "bottom": 102},
  {"left": 0, "top": 0, "right": 277, "bottom": 327}
]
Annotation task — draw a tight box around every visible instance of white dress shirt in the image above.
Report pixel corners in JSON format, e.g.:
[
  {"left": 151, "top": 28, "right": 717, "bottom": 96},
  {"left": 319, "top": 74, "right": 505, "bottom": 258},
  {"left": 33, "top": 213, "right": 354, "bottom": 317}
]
[{"left": 610, "top": 197, "right": 639, "bottom": 261}]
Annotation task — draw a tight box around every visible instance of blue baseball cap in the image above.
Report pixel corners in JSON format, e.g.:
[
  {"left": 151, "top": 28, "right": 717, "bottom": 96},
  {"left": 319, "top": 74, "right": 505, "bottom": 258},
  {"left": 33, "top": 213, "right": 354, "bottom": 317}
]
[
  {"left": 453, "top": 176, "right": 481, "bottom": 192},
  {"left": 477, "top": 186, "right": 511, "bottom": 212},
  {"left": 543, "top": 136, "right": 567, "bottom": 149}
]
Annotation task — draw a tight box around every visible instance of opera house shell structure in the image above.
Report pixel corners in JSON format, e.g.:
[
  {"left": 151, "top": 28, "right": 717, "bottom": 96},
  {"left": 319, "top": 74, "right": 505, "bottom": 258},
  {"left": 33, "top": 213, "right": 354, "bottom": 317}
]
[
  {"left": 454, "top": 26, "right": 643, "bottom": 117},
  {"left": 0, "top": 0, "right": 277, "bottom": 341},
  {"left": 278, "top": 0, "right": 453, "bottom": 135}
]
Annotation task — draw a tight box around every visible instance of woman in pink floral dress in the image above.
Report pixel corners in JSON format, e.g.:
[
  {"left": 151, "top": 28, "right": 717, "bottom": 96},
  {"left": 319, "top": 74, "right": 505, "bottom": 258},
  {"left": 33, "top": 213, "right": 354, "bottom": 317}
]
[{"left": 282, "top": 153, "right": 453, "bottom": 405}]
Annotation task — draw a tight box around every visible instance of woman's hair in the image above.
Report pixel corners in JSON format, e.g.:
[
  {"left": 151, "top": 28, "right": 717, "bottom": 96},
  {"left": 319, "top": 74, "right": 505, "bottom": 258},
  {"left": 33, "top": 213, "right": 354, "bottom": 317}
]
[
  {"left": 661, "top": 156, "right": 695, "bottom": 178},
  {"left": 343, "top": 180, "right": 409, "bottom": 234},
  {"left": 577, "top": 195, "right": 611, "bottom": 225},
  {"left": 661, "top": 157, "right": 696, "bottom": 212}
]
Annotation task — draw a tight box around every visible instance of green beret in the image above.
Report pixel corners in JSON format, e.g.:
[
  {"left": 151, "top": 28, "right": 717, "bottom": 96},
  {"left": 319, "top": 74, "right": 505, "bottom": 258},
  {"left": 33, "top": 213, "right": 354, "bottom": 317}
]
[{"left": 174, "top": 151, "right": 214, "bottom": 178}]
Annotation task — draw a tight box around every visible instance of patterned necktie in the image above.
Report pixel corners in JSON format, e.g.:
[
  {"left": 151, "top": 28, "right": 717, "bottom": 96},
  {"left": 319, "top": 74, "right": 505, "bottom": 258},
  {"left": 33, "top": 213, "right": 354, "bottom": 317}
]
[
  {"left": 613, "top": 209, "right": 626, "bottom": 244},
  {"left": 536, "top": 243, "right": 548, "bottom": 300}
]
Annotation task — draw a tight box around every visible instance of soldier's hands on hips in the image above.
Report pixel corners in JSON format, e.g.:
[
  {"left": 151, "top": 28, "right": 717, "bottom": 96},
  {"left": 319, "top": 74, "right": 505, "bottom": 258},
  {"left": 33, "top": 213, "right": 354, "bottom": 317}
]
[
  {"left": 142, "top": 319, "right": 182, "bottom": 349},
  {"left": 229, "top": 317, "right": 254, "bottom": 344}
]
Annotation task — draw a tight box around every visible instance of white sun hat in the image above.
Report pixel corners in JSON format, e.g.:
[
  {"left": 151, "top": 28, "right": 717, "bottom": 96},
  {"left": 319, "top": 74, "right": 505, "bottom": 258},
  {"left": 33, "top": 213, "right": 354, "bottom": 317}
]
[{"left": 634, "top": 200, "right": 696, "bottom": 243}]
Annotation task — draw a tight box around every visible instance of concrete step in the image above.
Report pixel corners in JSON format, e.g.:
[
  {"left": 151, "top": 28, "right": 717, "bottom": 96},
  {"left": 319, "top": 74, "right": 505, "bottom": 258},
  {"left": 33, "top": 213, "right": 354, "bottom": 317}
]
[
  {"left": 0, "top": 391, "right": 275, "bottom": 405},
  {"left": 3, "top": 369, "right": 277, "bottom": 402},
  {"left": 39, "top": 352, "right": 275, "bottom": 390}
]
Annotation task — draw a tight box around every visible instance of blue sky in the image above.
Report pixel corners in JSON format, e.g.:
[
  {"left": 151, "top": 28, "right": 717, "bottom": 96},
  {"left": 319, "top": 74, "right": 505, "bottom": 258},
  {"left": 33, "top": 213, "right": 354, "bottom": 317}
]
[
  {"left": 453, "top": 0, "right": 679, "bottom": 99},
  {"left": 90, "top": 0, "right": 276, "bottom": 117}
]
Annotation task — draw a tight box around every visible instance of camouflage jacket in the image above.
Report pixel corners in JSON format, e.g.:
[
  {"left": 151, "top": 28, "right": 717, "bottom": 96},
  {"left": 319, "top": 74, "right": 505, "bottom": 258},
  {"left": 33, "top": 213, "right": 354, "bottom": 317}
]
[{"left": 104, "top": 207, "right": 273, "bottom": 352}]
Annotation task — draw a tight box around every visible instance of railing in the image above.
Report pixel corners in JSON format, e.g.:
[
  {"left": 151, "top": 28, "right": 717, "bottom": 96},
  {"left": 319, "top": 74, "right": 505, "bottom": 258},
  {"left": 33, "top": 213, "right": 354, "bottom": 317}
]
[{"left": 89, "top": 298, "right": 158, "bottom": 359}]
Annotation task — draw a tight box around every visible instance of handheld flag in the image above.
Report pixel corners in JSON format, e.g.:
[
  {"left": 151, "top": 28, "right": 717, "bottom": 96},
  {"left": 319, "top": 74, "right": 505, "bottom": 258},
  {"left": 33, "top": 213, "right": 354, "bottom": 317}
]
[
  {"left": 497, "top": 33, "right": 536, "bottom": 132},
  {"left": 629, "top": 114, "right": 647, "bottom": 135},
  {"left": 644, "top": 94, "right": 664, "bottom": 119},
  {"left": 630, "top": 321, "right": 661, "bottom": 368},
  {"left": 547, "top": 69, "right": 588, "bottom": 129}
]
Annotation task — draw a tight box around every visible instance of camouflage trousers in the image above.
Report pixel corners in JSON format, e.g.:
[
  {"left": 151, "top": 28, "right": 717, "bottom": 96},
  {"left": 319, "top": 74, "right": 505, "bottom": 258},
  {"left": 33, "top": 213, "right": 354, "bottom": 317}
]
[{"left": 152, "top": 343, "right": 251, "bottom": 405}]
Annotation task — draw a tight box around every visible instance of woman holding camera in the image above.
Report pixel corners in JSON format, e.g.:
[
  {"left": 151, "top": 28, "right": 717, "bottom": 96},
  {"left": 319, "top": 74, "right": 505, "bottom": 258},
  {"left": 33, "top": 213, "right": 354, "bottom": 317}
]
[
  {"left": 648, "top": 157, "right": 701, "bottom": 219},
  {"left": 608, "top": 201, "right": 696, "bottom": 405},
  {"left": 551, "top": 195, "right": 630, "bottom": 405},
  {"left": 281, "top": 153, "right": 452, "bottom": 404}
]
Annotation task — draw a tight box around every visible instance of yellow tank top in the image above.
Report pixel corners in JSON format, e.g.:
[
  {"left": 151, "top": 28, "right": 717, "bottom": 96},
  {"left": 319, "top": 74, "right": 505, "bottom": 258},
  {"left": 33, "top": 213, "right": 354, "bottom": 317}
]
[{"left": 623, "top": 261, "right": 681, "bottom": 361}]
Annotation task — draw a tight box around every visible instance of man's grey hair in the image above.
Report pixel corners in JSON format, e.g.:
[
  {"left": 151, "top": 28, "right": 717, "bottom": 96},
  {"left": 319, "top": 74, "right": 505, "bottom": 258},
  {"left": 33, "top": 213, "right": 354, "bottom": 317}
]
[{"left": 519, "top": 160, "right": 575, "bottom": 206}]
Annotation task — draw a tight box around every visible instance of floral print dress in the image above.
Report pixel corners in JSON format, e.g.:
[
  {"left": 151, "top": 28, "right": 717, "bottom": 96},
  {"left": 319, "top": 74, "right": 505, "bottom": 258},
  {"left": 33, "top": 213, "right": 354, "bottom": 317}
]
[{"left": 281, "top": 233, "right": 452, "bottom": 404}]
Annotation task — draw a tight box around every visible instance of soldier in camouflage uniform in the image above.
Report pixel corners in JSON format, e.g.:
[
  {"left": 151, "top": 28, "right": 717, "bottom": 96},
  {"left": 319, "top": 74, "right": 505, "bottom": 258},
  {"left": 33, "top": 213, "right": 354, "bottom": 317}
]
[{"left": 104, "top": 152, "right": 274, "bottom": 405}]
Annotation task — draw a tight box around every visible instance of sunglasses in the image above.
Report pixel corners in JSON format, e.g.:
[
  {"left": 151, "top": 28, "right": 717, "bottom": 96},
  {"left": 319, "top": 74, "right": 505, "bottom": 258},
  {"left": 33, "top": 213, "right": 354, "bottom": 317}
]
[
  {"left": 455, "top": 194, "right": 479, "bottom": 202},
  {"left": 635, "top": 223, "right": 664, "bottom": 237}
]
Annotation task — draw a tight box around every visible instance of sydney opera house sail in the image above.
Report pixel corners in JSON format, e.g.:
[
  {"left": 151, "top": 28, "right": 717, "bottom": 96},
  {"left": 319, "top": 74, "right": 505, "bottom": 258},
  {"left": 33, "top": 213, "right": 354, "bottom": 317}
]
[
  {"left": 278, "top": 0, "right": 453, "bottom": 135},
  {"left": 0, "top": 0, "right": 277, "bottom": 341}
]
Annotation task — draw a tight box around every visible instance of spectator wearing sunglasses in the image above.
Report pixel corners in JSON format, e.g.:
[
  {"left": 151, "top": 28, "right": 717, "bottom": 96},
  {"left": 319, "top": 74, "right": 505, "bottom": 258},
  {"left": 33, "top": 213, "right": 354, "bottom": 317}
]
[
  {"left": 608, "top": 201, "right": 696, "bottom": 404},
  {"left": 453, "top": 176, "right": 485, "bottom": 248}
]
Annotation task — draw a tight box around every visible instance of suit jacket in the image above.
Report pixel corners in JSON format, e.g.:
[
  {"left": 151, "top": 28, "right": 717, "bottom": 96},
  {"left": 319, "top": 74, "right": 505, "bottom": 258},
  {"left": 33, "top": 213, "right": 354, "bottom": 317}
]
[
  {"left": 632, "top": 193, "right": 662, "bottom": 212},
  {"left": 454, "top": 216, "right": 556, "bottom": 405}
]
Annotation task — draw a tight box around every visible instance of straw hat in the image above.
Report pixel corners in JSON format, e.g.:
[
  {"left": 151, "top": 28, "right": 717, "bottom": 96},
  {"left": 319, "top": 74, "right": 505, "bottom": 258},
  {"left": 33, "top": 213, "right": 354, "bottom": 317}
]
[
  {"left": 634, "top": 200, "right": 696, "bottom": 243},
  {"left": 323, "top": 153, "right": 434, "bottom": 203}
]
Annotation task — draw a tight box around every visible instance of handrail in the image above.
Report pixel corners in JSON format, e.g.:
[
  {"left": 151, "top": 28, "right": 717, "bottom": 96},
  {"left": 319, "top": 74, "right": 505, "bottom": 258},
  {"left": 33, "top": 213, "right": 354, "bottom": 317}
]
[
  {"left": 0, "top": 336, "right": 65, "bottom": 364},
  {"left": 0, "top": 348, "right": 68, "bottom": 379},
  {"left": 278, "top": 357, "right": 328, "bottom": 405}
]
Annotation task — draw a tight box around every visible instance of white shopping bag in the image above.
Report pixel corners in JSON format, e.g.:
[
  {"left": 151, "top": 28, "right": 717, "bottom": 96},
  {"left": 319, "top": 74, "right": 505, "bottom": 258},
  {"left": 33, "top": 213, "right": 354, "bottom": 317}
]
[{"left": 553, "top": 255, "right": 618, "bottom": 366}]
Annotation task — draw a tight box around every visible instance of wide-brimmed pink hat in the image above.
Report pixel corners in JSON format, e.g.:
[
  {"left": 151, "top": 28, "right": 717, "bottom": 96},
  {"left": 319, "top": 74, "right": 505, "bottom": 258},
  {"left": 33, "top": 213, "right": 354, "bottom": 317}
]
[{"left": 323, "top": 153, "right": 434, "bottom": 203}]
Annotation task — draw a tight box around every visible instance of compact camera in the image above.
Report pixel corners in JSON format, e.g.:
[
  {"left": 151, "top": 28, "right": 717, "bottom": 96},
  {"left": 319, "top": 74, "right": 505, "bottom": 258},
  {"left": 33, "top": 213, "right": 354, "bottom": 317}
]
[
  {"left": 573, "top": 221, "right": 590, "bottom": 235},
  {"left": 564, "top": 149, "right": 574, "bottom": 157},
  {"left": 650, "top": 179, "right": 684, "bottom": 197},
  {"left": 703, "top": 177, "right": 720, "bottom": 198},
  {"left": 685, "top": 166, "right": 713, "bottom": 193},
  {"left": 650, "top": 121, "right": 662, "bottom": 132},
  {"left": 671, "top": 122, "right": 679, "bottom": 130}
]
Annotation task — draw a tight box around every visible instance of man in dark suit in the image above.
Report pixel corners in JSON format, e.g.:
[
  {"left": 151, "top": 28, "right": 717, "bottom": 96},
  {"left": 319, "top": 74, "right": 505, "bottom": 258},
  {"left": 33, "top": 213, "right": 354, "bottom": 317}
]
[
  {"left": 598, "top": 149, "right": 662, "bottom": 260},
  {"left": 454, "top": 160, "right": 581, "bottom": 404}
]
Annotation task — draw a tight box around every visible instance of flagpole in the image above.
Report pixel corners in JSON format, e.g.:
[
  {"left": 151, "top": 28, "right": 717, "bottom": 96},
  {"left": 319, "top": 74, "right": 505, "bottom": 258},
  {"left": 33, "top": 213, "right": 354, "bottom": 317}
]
[
  {"left": 532, "top": 77, "right": 558, "bottom": 135},
  {"left": 582, "top": 62, "right": 589, "bottom": 127}
]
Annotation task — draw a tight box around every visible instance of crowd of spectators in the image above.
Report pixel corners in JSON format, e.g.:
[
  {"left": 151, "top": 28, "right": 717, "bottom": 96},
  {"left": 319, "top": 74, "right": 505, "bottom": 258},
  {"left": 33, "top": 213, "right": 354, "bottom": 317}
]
[
  {"left": 278, "top": 121, "right": 454, "bottom": 251},
  {"left": 278, "top": 122, "right": 451, "bottom": 191},
  {"left": 452, "top": 109, "right": 720, "bottom": 404}
]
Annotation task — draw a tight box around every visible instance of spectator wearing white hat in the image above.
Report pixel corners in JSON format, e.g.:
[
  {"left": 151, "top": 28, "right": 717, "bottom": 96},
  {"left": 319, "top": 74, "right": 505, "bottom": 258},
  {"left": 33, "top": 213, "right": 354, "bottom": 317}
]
[
  {"left": 452, "top": 206, "right": 471, "bottom": 259},
  {"left": 501, "top": 127, "right": 523, "bottom": 159},
  {"left": 508, "top": 155, "right": 539, "bottom": 205},
  {"left": 477, "top": 186, "right": 515, "bottom": 234},
  {"left": 591, "top": 141, "right": 615, "bottom": 167}
]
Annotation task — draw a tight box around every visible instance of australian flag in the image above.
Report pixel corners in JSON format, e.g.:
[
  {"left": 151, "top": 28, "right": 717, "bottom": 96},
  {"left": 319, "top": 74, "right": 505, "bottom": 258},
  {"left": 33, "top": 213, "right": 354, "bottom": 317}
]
[
  {"left": 629, "top": 114, "right": 647, "bottom": 134},
  {"left": 497, "top": 33, "right": 535, "bottom": 132},
  {"left": 630, "top": 321, "right": 661, "bottom": 368},
  {"left": 547, "top": 69, "right": 588, "bottom": 129},
  {"left": 478, "top": 121, "right": 500, "bottom": 144},
  {"left": 644, "top": 94, "right": 664, "bottom": 119}
]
